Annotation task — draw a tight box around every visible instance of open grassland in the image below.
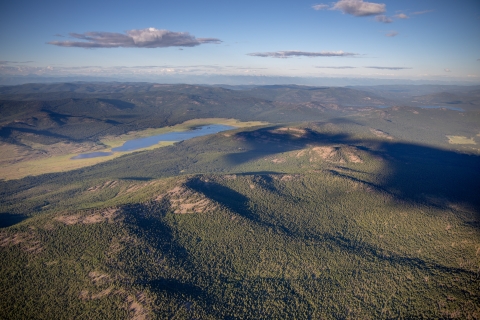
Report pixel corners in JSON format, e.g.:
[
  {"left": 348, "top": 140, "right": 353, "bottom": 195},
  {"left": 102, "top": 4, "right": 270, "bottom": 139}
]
[
  {"left": 0, "top": 142, "right": 176, "bottom": 181},
  {"left": 0, "top": 118, "right": 267, "bottom": 180}
]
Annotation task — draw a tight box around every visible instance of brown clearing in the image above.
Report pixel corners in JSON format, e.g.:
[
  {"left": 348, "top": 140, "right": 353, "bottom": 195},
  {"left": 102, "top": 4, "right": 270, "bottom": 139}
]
[
  {"left": 0, "top": 231, "right": 43, "bottom": 253},
  {"left": 370, "top": 128, "right": 394, "bottom": 140},
  {"left": 55, "top": 208, "right": 118, "bottom": 225},
  {"left": 89, "top": 271, "right": 111, "bottom": 285},
  {"left": 269, "top": 127, "right": 308, "bottom": 138},
  {"left": 87, "top": 180, "right": 119, "bottom": 192},
  {"left": 295, "top": 146, "right": 363, "bottom": 164},
  {"left": 271, "top": 158, "right": 286, "bottom": 164},
  {"left": 156, "top": 185, "right": 218, "bottom": 214}
]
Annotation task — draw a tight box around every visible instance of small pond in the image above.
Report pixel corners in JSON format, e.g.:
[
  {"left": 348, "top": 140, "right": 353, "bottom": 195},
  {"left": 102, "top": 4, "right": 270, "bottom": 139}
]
[{"left": 72, "top": 124, "right": 235, "bottom": 159}]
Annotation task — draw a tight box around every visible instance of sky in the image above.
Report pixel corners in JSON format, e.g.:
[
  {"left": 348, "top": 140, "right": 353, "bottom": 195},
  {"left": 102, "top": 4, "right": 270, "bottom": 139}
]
[{"left": 1, "top": 0, "right": 479, "bottom": 84}]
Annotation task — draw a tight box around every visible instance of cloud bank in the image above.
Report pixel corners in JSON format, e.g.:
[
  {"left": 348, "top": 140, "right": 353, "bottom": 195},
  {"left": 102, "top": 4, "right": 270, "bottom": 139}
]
[
  {"left": 412, "top": 10, "right": 434, "bottom": 15},
  {"left": 316, "top": 66, "right": 356, "bottom": 69},
  {"left": 375, "top": 15, "right": 392, "bottom": 23},
  {"left": 48, "top": 28, "right": 222, "bottom": 48},
  {"left": 385, "top": 31, "right": 398, "bottom": 37},
  {"left": 394, "top": 13, "right": 409, "bottom": 19},
  {"left": 248, "top": 50, "right": 358, "bottom": 58},
  {"left": 365, "top": 66, "right": 411, "bottom": 70}
]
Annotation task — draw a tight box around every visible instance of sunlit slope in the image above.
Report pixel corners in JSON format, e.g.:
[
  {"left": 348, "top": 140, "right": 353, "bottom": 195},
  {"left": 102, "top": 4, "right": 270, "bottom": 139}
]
[{"left": 1, "top": 123, "right": 479, "bottom": 319}]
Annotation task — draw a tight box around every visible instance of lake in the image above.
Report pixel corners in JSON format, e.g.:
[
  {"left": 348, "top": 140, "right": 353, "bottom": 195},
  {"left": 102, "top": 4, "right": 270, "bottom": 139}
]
[{"left": 72, "top": 124, "right": 235, "bottom": 159}]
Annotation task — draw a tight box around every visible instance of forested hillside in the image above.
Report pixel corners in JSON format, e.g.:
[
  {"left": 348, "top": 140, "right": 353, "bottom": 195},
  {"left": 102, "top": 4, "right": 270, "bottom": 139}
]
[{"left": 1, "top": 83, "right": 479, "bottom": 319}]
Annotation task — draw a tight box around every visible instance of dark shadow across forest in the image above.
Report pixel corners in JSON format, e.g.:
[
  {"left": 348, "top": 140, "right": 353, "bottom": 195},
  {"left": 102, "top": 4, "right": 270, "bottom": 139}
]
[{"left": 224, "top": 126, "right": 480, "bottom": 221}]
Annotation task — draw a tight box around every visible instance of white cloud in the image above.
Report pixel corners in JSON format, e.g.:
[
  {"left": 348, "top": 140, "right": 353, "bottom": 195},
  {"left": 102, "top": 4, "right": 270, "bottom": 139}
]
[
  {"left": 394, "top": 13, "right": 409, "bottom": 19},
  {"left": 444, "top": 68, "right": 451, "bottom": 72},
  {"left": 48, "top": 28, "right": 222, "bottom": 48},
  {"left": 385, "top": 31, "right": 398, "bottom": 37},
  {"left": 412, "top": 10, "right": 434, "bottom": 15},
  {"left": 312, "top": 4, "right": 330, "bottom": 10},
  {"left": 332, "top": 0, "right": 386, "bottom": 17},
  {"left": 375, "top": 15, "right": 393, "bottom": 23},
  {"left": 247, "top": 50, "right": 359, "bottom": 58}
]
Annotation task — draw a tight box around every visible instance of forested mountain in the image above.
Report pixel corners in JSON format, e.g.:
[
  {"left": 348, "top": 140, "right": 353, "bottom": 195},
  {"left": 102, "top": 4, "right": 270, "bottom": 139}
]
[{"left": 1, "top": 83, "right": 479, "bottom": 319}]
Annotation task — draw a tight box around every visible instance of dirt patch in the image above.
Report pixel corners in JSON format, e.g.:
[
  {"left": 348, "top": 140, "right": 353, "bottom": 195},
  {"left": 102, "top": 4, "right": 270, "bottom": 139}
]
[
  {"left": 279, "top": 174, "right": 300, "bottom": 181},
  {"left": 55, "top": 208, "right": 118, "bottom": 226},
  {"left": 296, "top": 150, "right": 307, "bottom": 158},
  {"left": 80, "top": 287, "right": 114, "bottom": 300},
  {"left": 0, "top": 231, "right": 43, "bottom": 253},
  {"left": 80, "top": 269, "right": 151, "bottom": 318},
  {"left": 343, "top": 147, "right": 363, "bottom": 163},
  {"left": 156, "top": 185, "right": 218, "bottom": 214},
  {"left": 89, "top": 271, "right": 111, "bottom": 285},
  {"left": 271, "top": 158, "right": 286, "bottom": 164},
  {"left": 127, "top": 293, "right": 149, "bottom": 320},
  {"left": 295, "top": 146, "right": 363, "bottom": 164},
  {"left": 87, "top": 180, "right": 119, "bottom": 192},
  {"left": 114, "top": 180, "right": 165, "bottom": 198},
  {"left": 55, "top": 215, "right": 81, "bottom": 225},
  {"left": 311, "top": 146, "right": 336, "bottom": 160},
  {"left": 92, "top": 287, "right": 114, "bottom": 299},
  {"left": 370, "top": 128, "right": 394, "bottom": 140},
  {"left": 79, "top": 290, "right": 90, "bottom": 300},
  {"left": 269, "top": 127, "right": 308, "bottom": 138}
]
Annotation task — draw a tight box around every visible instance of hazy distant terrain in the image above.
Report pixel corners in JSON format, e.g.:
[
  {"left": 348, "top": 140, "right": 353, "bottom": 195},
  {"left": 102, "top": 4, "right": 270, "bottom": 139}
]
[{"left": 0, "top": 82, "right": 479, "bottom": 319}]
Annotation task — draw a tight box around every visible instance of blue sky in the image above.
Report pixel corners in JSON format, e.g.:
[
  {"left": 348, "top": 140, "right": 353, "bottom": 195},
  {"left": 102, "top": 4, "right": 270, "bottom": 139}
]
[{"left": 1, "top": 0, "right": 479, "bottom": 83}]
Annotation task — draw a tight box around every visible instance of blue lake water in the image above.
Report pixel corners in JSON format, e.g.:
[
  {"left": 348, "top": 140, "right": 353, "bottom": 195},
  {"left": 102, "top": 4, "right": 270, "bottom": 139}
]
[
  {"left": 419, "top": 106, "right": 464, "bottom": 111},
  {"left": 72, "top": 124, "right": 235, "bottom": 159}
]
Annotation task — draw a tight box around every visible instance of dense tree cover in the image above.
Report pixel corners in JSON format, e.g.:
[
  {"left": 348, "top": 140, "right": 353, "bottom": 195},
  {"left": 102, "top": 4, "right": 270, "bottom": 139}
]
[
  {"left": 1, "top": 83, "right": 479, "bottom": 318},
  {"left": 1, "top": 120, "right": 479, "bottom": 319}
]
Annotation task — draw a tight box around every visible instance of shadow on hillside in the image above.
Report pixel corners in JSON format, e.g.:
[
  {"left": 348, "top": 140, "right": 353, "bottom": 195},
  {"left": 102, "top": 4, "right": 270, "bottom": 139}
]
[
  {"left": 97, "top": 99, "right": 135, "bottom": 109},
  {"left": 121, "top": 200, "right": 222, "bottom": 308},
  {"left": 186, "top": 177, "right": 292, "bottom": 235},
  {"left": 185, "top": 177, "right": 478, "bottom": 276},
  {"left": 0, "top": 126, "right": 74, "bottom": 141},
  {"left": 121, "top": 201, "right": 190, "bottom": 262},
  {"left": 148, "top": 278, "right": 206, "bottom": 300},
  {"left": 224, "top": 125, "right": 480, "bottom": 221}
]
